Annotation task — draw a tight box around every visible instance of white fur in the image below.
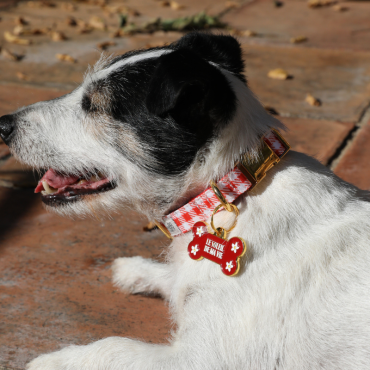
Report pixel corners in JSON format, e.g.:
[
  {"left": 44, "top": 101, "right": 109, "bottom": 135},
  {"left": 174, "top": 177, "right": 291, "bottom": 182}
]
[
  {"left": 27, "top": 151, "right": 370, "bottom": 370},
  {"left": 14, "top": 53, "right": 370, "bottom": 370},
  {"left": 92, "top": 49, "right": 172, "bottom": 82}
]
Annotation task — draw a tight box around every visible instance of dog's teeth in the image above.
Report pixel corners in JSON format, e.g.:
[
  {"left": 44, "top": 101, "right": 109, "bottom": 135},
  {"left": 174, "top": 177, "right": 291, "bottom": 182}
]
[
  {"left": 78, "top": 179, "right": 88, "bottom": 185},
  {"left": 42, "top": 180, "right": 57, "bottom": 194},
  {"left": 89, "top": 175, "right": 100, "bottom": 182}
]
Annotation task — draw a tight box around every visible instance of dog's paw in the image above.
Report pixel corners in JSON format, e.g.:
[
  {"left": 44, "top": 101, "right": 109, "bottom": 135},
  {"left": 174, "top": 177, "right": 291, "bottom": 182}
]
[{"left": 111, "top": 256, "right": 152, "bottom": 294}]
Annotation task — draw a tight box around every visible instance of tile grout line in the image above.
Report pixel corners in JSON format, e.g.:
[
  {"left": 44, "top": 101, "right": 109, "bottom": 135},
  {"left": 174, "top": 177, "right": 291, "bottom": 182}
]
[{"left": 328, "top": 100, "right": 370, "bottom": 171}]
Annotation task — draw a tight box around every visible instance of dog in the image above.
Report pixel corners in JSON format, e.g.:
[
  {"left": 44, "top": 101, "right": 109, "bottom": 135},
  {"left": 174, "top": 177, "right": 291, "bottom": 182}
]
[{"left": 1, "top": 32, "right": 370, "bottom": 370}]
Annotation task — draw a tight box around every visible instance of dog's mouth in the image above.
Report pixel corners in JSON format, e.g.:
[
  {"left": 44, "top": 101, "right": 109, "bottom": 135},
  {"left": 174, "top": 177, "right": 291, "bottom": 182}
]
[{"left": 35, "top": 168, "right": 116, "bottom": 206}]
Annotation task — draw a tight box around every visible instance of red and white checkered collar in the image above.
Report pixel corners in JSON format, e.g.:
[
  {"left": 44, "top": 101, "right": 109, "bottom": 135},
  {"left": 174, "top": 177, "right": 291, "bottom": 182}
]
[{"left": 156, "top": 129, "right": 290, "bottom": 238}]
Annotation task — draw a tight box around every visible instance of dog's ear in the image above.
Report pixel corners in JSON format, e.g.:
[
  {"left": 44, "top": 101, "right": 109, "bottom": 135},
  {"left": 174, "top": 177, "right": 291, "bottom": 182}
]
[
  {"left": 146, "top": 48, "right": 236, "bottom": 129},
  {"left": 175, "top": 32, "right": 245, "bottom": 80}
]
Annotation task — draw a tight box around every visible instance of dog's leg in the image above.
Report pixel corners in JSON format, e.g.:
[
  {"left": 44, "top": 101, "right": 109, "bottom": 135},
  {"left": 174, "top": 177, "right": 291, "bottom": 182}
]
[
  {"left": 26, "top": 337, "right": 220, "bottom": 370},
  {"left": 111, "top": 256, "right": 173, "bottom": 299},
  {"left": 26, "top": 337, "right": 208, "bottom": 370}
]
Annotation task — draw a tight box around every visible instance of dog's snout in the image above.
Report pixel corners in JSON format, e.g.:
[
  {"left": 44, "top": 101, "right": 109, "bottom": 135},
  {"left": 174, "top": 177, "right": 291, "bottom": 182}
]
[{"left": 0, "top": 114, "right": 15, "bottom": 145}]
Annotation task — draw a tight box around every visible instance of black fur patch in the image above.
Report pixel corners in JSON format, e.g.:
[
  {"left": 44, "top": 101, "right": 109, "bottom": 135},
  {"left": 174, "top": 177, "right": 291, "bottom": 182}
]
[
  {"left": 92, "top": 32, "right": 245, "bottom": 176},
  {"left": 173, "top": 32, "right": 246, "bottom": 83}
]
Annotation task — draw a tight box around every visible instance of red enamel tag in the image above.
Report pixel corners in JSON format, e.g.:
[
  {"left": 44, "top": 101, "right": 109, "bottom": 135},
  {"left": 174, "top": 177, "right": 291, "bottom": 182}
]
[{"left": 187, "top": 221, "right": 246, "bottom": 276}]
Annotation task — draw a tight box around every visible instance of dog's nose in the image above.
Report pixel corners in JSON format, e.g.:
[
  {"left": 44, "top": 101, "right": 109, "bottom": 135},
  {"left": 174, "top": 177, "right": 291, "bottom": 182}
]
[{"left": 0, "top": 114, "right": 15, "bottom": 145}]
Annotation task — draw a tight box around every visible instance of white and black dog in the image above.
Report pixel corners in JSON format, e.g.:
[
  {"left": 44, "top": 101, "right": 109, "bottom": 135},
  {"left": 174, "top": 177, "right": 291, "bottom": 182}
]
[{"left": 1, "top": 32, "right": 370, "bottom": 370}]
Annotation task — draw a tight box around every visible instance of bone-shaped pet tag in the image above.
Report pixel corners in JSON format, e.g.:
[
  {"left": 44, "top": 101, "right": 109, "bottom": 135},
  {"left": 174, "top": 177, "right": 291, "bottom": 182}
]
[{"left": 188, "top": 221, "right": 246, "bottom": 276}]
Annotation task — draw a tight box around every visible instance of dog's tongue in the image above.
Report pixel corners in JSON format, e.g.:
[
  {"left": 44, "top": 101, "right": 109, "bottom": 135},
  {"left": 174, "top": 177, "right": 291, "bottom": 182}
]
[{"left": 35, "top": 169, "right": 79, "bottom": 193}]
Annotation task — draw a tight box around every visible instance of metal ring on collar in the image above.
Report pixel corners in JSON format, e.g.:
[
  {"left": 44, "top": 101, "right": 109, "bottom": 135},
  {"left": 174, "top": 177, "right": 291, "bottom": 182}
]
[
  {"left": 210, "top": 203, "right": 239, "bottom": 238},
  {"left": 210, "top": 181, "right": 233, "bottom": 212}
]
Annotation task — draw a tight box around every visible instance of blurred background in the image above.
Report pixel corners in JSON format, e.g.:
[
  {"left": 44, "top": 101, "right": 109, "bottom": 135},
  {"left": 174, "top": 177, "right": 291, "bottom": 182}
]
[{"left": 0, "top": 0, "right": 369, "bottom": 368}]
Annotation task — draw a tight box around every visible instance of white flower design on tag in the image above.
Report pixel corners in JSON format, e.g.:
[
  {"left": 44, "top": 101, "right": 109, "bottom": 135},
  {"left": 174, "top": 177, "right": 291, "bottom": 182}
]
[
  {"left": 191, "top": 245, "right": 199, "bottom": 255},
  {"left": 196, "top": 227, "right": 204, "bottom": 237},
  {"left": 231, "top": 242, "right": 240, "bottom": 253},
  {"left": 225, "top": 261, "right": 234, "bottom": 272}
]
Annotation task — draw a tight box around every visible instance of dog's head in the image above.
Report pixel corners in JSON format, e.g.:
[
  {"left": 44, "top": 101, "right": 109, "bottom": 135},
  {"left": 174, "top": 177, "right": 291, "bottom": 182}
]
[{"left": 0, "top": 32, "right": 282, "bottom": 220}]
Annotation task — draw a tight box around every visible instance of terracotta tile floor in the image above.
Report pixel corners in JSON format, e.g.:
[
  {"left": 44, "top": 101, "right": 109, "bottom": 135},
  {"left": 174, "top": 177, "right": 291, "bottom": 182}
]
[{"left": 0, "top": 187, "right": 170, "bottom": 369}]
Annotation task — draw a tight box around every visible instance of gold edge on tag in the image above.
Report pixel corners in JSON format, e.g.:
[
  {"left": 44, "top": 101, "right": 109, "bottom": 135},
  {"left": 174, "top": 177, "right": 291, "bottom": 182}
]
[{"left": 229, "top": 237, "right": 247, "bottom": 277}]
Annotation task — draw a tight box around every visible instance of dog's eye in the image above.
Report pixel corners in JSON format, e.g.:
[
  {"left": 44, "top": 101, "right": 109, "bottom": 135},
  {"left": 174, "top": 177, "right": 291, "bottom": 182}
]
[{"left": 82, "top": 95, "right": 92, "bottom": 112}]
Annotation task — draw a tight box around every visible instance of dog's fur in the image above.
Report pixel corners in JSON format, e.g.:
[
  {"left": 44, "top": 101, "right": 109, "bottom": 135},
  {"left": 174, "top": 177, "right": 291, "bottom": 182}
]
[{"left": 2, "top": 32, "right": 370, "bottom": 369}]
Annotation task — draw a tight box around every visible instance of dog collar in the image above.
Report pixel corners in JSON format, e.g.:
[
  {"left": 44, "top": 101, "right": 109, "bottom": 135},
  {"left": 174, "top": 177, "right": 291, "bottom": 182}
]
[{"left": 156, "top": 129, "right": 290, "bottom": 239}]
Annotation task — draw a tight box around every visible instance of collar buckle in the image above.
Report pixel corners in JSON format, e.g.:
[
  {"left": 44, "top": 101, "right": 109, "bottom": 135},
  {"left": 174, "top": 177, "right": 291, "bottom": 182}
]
[
  {"left": 156, "top": 129, "right": 290, "bottom": 239},
  {"left": 237, "top": 129, "right": 290, "bottom": 187}
]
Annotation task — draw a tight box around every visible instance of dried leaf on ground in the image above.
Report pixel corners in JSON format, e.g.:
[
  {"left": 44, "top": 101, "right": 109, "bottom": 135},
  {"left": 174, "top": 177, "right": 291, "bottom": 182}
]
[
  {"left": 127, "top": 8, "right": 140, "bottom": 16},
  {"left": 51, "top": 31, "right": 67, "bottom": 41},
  {"left": 89, "top": 16, "right": 107, "bottom": 31},
  {"left": 66, "top": 17, "right": 77, "bottom": 26},
  {"left": 27, "top": 0, "right": 56, "bottom": 7},
  {"left": 15, "top": 16, "right": 28, "bottom": 26},
  {"left": 290, "top": 36, "right": 308, "bottom": 44},
  {"left": 308, "top": 0, "right": 337, "bottom": 8},
  {"left": 170, "top": 1, "right": 185, "bottom": 10},
  {"left": 228, "top": 29, "right": 239, "bottom": 36},
  {"left": 243, "top": 29, "right": 257, "bottom": 37},
  {"left": 274, "top": 0, "right": 284, "bottom": 7},
  {"left": 160, "top": 1, "right": 170, "bottom": 6},
  {"left": 103, "top": 5, "right": 140, "bottom": 16},
  {"left": 305, "top": 93, "right": 322, "bottom": 106},
  {"left": 267, "top": 68, "right": 290, "bottom": 80},
  {"left": 159, "top": 0, "right": 186, "bottom": 10},
  {"left": 229, "top": 29, "right": 256, "bottom": 37},
  {"left": 143, "top": 222, "right": 158, "bottom": 232},
  {"left": 2, "top": 48, "right": 23, "bottom": 61},
  {"left": 13, "top": 26, "right": 48, "bottom": 36},
  {"left": 77, "top": 20, "right": 93, "bottom": 34},
  {"left": 4, "top": 31, "right": 32, "bottom": 45},
  {"left": 97, "top": 41, "right": 116, "bottom": 50},
  {"left": 13, "top": 25, "right": 27, "bottom": 36},
  {"left": 229, "top": 29, "right": 255, "bottom": 36},
  {"left": 56, "top": 53, "right": 76, "bottom": 63},
  {"left": 225, "top": 1, "right": 240, "bottom": 9},
  {"left": 16, "top": 72, "right": 29, "bottom": 80},
  {"left": 332, "top": 4, "right": 348, "bottom": 11}
]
